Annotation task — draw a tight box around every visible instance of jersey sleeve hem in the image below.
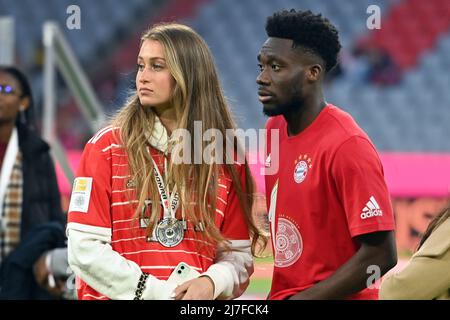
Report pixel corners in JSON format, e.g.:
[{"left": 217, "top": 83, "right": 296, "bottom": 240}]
[
  {"left": 349, "top": 222, "right": 395, "bottom": 238},
  {"left": 66, "top": 222, "right": 112, "bottom": 238}
]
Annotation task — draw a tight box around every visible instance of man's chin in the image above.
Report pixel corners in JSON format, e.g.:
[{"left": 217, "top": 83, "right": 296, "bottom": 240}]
[{"left": 263, "top": 104, "right": 283, "bottom": 117}]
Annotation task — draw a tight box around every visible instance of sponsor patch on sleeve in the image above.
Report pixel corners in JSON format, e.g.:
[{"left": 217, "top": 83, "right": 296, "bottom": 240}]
[{"left": 68, "top": 177, "right": 93, "bottom": 213}]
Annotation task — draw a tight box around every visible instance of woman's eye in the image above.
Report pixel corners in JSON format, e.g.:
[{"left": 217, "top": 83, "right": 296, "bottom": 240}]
[
  {"left": 152, "top": 64, "right": 163, "bottom": 71},
  {"left": 137, "top": 63, "right": 144, "bottom": 71}
]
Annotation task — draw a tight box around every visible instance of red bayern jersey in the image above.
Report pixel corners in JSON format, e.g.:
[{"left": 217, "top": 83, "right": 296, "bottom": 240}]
[
  {"left": 265, "top": 104, "right": 395, "bottom": 300},
  {"left": 68, "top": 126, "right": 250, "bottom": 300}
]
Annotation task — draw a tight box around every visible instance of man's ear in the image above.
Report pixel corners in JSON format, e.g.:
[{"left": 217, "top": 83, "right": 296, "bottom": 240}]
[{"left": 306, "top": 64, "right": 323, "bottom": 82}]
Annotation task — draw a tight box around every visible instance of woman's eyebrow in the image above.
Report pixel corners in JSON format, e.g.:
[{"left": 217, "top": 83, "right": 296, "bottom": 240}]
[{"left": 137, "top": 56, "right": 166, "bottom": 61}]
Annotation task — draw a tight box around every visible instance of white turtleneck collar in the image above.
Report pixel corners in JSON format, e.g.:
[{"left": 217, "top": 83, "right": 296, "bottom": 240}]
[{"left": 145, "top": 113, "right": 171, "bottom": 155}]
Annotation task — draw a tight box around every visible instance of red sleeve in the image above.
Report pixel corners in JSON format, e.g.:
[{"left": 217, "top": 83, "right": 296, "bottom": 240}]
[
  {"left": 331, "top": 136, "right": 395, "bottom": 237},
  {"left": 221, "top": 164, "right": 251, "bottom": 241},
  {"left": 67, "top": 141, "right": 112, "bottom": 229}
]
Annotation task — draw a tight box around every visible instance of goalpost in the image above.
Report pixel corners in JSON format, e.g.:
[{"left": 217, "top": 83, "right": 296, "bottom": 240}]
[{"left": 42, "top": 21, "right": 106, "bottom": 185}]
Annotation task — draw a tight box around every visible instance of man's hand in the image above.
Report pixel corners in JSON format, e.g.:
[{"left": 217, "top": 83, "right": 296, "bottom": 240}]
[
  {"left": 174, "top": 276, "right": 215, "bottom": 300},
  {"left": 288, "top": 231, "right": 397, "bottom": 300}
]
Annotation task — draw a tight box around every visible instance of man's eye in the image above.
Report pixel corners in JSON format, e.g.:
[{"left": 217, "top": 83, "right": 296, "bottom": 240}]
[
  {"left": 271, "top": 64, "right": 281, "bottom": 71},
  {"left": 257, "top": 64, "right": 264, "bottom": 71}
]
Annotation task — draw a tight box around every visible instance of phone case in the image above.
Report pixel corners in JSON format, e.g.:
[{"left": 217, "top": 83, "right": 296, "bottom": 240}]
[{"left": 167, "top": 262, "right": 201, "bottom": 285}]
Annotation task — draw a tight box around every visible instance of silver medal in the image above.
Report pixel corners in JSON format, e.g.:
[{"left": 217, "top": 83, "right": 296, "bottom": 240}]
[{"left": 155, "top": 217, "right": 184, "bottom": 247}]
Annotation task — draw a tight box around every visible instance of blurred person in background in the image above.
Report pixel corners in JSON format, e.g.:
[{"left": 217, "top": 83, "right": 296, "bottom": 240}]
[
  {"left": 366, "top": 47, "right": 402, "bottom": 86},
  {"left": 67, "top": 23, "right": 267, "bottom": 300},
  {"left": 0, "top": 66, "right": 69, "bottom": 299},
  {"left": 380, "top": 207, "right": 450, "bottom": 299},
  {"left": 258, "top": 10, "right": 397, "bottom": 300}
]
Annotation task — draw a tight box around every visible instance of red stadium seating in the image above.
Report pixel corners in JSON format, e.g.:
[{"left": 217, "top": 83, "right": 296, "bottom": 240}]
[{"left": 369, "top": 0, "right": 450, "bottom": 70}]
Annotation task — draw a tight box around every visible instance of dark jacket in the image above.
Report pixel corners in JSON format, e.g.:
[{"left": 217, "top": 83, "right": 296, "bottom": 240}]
[
  {"left": 0, "top": 124, "right": 66, "bottom": 299},
  {"left": 0, "top": 222, "right": 66, "bottom": 299},
  {"left": 18, "top": 122, "right": 65, "bottom": 236}
]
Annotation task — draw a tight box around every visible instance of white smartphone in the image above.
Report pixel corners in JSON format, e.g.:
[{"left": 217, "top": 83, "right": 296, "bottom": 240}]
[{"left": 167, "top": 262, "right": 201, "bottom": 285}]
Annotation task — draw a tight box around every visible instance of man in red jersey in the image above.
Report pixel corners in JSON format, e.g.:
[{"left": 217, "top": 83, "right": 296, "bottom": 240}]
[{"left": 257, "top": 9, "right": 397, "bottom": 300}]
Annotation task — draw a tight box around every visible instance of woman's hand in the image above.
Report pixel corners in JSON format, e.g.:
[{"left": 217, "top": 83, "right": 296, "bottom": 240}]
[
  {"left": 33, "top": 252, "right": 66, "bottom": 298},
  {"left": 174, "top": 276, "right": 215, "bottom": 300}
]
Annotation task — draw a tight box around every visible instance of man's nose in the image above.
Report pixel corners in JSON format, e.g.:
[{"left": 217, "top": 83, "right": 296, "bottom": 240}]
[{"left": 256, "top": 69, "right": 270, "bottom": 86}]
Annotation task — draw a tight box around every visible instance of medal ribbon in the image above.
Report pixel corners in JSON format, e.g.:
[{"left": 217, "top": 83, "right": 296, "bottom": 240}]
[{"left": 150, "top": 156, "right": 180, "bottom": 220}]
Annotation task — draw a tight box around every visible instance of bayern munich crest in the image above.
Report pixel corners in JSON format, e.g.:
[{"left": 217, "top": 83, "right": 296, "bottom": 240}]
[
  {"left": 293, "top": 154, "right": 312, "bottom": 184},
  {"left": 274, "top": 217, "right": 303, "bottom": 268}
]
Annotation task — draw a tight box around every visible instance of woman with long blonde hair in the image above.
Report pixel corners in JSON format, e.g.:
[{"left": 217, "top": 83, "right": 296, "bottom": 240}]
[{"left": 67, "top": 23, "right": 266, "bottom": 300}]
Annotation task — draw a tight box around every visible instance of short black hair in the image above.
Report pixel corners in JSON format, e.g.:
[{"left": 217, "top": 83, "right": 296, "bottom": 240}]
[{"left": 265, "top": 9, "right": 342, "bottom": 72}]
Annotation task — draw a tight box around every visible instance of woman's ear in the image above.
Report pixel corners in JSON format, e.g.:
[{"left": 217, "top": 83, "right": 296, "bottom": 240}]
[{"left": 19, "top": 97, "right": 30, "bottom": 111}]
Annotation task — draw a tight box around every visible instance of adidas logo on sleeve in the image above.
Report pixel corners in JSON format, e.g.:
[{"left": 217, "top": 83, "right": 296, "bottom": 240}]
[{"left": 360, "top": 196, "right": 383, "bottom": 219}]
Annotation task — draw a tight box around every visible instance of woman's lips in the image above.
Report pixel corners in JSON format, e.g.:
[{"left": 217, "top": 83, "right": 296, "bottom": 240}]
[{"left": 139, "top": 88, "right": 154, "bottom": 94}]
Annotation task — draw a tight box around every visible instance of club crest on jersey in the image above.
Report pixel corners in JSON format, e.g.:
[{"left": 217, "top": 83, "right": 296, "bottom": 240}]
[
  {"left": 126, "top": 179, "right": 136, "bottom": 188},
  {"left": 293, "top": 154, "right": 312, "bottom": 184}
]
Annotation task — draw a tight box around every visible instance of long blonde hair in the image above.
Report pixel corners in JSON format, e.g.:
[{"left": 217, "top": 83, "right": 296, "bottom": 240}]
[{"left": 111, "top": 23, "right": 266, "bottom": 256}]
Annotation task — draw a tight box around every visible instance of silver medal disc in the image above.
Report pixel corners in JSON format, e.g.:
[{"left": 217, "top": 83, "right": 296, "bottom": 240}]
[{"left": 155, "top": 218, "right": 184, "bottom": 247}]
